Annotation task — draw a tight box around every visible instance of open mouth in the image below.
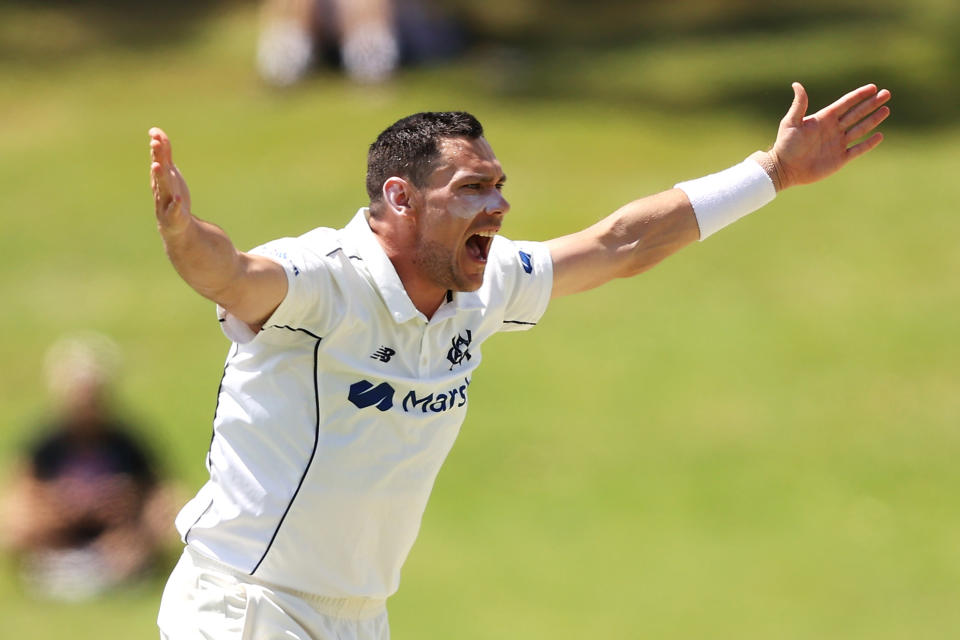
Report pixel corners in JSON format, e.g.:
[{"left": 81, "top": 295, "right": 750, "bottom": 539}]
[{"left": 465, "top": 230, "right": 496, "bottom": 263}]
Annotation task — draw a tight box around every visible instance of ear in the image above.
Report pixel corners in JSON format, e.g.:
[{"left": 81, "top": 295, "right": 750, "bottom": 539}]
[{"left": 382, "top": 177, "right": 417, "bottom": 216}]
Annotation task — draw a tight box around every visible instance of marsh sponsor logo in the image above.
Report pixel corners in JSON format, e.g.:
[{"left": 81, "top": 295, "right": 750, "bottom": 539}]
[
  {"left": 348, "top": 378, "right": 471, "bottom": 414},
  {"left": 347, "top": 381, "right": 395, "bottom": 411}
]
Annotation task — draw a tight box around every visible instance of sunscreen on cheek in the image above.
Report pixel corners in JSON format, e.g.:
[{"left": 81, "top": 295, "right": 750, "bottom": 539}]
[{"left": 449, "top": 191, "right": 503, "bottom": 219}]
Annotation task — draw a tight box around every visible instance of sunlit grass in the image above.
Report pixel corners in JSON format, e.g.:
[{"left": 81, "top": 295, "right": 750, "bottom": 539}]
[{"left": 1, "top": 2, "right": 958, "bottom": 638}]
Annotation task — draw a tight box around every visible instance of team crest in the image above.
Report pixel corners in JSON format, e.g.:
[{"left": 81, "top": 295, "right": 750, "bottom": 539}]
[{"left": 446, "top": 330, "right": 473, "bottom": 370}]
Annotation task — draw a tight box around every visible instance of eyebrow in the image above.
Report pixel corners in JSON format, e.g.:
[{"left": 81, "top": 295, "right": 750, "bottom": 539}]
[{"left": 458, "top": 172, "right": 507, "bottom": 184}]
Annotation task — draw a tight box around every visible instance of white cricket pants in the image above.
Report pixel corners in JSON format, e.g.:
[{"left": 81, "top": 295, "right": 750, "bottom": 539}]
[{"left": 158, "top": 546, "right": 390, "bottom": 640}]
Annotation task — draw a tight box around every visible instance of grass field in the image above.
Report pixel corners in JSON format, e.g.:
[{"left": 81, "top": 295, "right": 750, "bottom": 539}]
[{"left": 1, "top": 1, "right": 959, "bottom": 638}]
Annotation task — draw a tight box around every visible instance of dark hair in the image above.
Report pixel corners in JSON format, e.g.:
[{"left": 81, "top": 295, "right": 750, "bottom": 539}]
[{"left": 366, "top": 111, "right": 484, "bottom": 204}]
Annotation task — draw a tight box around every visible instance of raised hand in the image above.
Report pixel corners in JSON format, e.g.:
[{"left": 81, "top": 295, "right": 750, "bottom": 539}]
[
  {"left": 149, "top": 127, "right": 192, "bottom": 235},
  {"left": 770, "top": 82, "right": 891, "bottom": 190}
]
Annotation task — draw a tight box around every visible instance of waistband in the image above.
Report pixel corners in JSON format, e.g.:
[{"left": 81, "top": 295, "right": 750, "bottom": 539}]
[{"left": 183, "top": 546, "right": 387, "bottom": 620}]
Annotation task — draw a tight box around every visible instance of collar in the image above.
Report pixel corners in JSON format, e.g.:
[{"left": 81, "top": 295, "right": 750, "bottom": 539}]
[
  {"left": 344, "top": 208, "right": 486, "bottom": 324},
  {"left": 345, "top": 208, "right": 423, "bottom": 324}
]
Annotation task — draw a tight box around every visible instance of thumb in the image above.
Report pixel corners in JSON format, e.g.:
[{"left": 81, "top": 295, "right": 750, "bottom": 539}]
[
  {"left": 165, "top": 194, "right": 185, "bottom": 225},
  {"left": 159, "top": 194, "right": 192, "bottom": 236},
  {"left": 783, "top": 82, "right": 808, "bottom": 127}
]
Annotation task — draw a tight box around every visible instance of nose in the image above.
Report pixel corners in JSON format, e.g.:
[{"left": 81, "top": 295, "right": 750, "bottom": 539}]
[{"left": 489, "top": 189, "right": 510, "bottom": 216}]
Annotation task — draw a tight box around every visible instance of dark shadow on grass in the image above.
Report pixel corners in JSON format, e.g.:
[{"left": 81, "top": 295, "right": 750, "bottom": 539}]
[
  {"left": 468, "top": 0, "right": 899, "bottom": 49},
  {"left": 461, "top": 3, "right": 958, "bottom": 132},
  {"left": 2, "top": 0, "right": 955, "bottom": 129},
  {"left": 491, "top": 58, "right": 956, "bottom": 132},
  {"left": 0, "top": 0, "right": 254, "bottom": 61}
]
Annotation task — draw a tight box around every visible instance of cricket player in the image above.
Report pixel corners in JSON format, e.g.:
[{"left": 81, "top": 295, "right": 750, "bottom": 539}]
[{"left": 150, "top": 81, "right": 890, "bottom": 639}]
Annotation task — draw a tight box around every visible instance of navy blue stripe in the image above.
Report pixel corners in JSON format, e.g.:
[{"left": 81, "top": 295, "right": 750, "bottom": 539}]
[
  {"left": 325, "top": 247, "right": 361, "bottom": 262},
  {"left": 183, "top": 498, "right": 215, "bottom": 545},
  {"left": 184, "top": 343, "right": 238, "bottom": 542},
  {"left": 252, "top": 336, "right": 323, "bottom": 574},
  {"left": 269, "top": 325, "right": 323, "bottom": 341},
  {"left": 504, "top": 320, "right": 537, "bottom": 326},
  {"left": 205, "top": 343, "right": 238, "bottom": 466}
]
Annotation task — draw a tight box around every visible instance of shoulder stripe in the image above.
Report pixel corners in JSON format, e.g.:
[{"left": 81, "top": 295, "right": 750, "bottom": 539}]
[
  {"left": 268, "top": 325, "right": 323, "bottom": 340},
  {"left": 252, "top": 335, "right": 324, "bottom": 575},
  {"left": 328, "top": 246, "right": 362, "bottom": 261},
  {"left": 504, "top": 320, "right": 537, "bottom": 326}
]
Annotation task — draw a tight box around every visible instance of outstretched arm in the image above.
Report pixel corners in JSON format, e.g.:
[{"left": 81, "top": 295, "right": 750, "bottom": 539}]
[
  {"left": 547, "top": 82, "right": 891, "bottom": 298},
  {"left": 149, "top": 128, "right": 287, "bottom": 329}
]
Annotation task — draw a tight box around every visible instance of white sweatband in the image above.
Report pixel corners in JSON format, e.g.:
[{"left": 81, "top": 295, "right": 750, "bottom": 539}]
[{"left": 675, "top": 156, "right": 776, "bottom": 240}]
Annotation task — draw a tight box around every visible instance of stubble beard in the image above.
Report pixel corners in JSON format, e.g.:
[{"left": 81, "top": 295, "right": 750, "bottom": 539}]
[{"left": 414, "top": 237, "right": 483, "bottom": 293}]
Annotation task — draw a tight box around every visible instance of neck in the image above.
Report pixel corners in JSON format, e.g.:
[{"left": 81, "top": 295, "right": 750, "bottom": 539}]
[
  {"left": 367, "top": 212, "right": 446, "bottom": 320},
  {"left": 391, "top": 257, "right": 446, "bottom": 319}
]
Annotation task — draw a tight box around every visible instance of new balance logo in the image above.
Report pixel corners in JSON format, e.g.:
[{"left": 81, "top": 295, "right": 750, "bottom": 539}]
[{"left": 371, "top": 346, "right": 396, "bottom": 362}]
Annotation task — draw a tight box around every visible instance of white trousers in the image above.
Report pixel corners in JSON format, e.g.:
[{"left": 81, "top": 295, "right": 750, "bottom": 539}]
[{"left": 158, "top": 546, "right": 390, "bottom": 640}]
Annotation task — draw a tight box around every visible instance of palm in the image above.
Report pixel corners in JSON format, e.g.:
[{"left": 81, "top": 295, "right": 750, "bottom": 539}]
[{"left": 772, "top": 83, "right": 891, "bottom": 190}]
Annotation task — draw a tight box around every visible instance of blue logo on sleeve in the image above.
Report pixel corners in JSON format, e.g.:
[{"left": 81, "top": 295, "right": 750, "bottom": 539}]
[{"left": 518, "top": 251, "right": 533, "bottom": 274}]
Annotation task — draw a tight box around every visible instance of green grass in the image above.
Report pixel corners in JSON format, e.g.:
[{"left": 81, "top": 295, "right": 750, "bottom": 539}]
[{"left": 1, "top": 2, "right": 958, "bottom": 638}]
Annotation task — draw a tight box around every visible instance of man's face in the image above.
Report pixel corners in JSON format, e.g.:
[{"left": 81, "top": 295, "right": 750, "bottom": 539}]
[{"left": 411, "top": 136, "right": 509, "bottom": 292}]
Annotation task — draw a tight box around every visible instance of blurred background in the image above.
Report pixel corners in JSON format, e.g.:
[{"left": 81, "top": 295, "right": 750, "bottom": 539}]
[{"left": 1, "top": 0, "right": 958, "bottom": 638}]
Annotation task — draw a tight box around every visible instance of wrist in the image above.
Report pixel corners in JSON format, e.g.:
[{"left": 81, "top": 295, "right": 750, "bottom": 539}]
[
  {"left": 675, "top": 153, "right": 778, "bottom": 241},
  {"left": 748, "top": 150, "right": 785, "bottom": 192}
]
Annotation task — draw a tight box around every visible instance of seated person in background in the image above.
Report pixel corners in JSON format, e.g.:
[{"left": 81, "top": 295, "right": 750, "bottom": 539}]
[
  {"left": 0, "top": 333, "right": 176, "bottom": 600},
  {"left": 257, "top": 0, "right": 464, "bottom": 85}
]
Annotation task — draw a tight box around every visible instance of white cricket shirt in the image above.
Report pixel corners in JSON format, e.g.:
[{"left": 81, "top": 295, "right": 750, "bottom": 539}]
[{"left": 174, "top": 208, "right": 553, "bottom": 599}]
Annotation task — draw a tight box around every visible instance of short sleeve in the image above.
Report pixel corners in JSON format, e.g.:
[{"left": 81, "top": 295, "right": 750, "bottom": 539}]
[
  {"left": 217, "top": 232, "right": 342, "bottom": 343},
  {"left": 491, "top": 237, "right": 553, "bottom": 332}
]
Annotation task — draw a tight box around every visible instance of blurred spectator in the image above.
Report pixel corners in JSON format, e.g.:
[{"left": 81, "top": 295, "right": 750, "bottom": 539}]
[
  {"left": 257, "top": 0, "right": 465, "bottom": 86},
  {"left": 0, "top": 333, "right": 177, "bottom": 601}
]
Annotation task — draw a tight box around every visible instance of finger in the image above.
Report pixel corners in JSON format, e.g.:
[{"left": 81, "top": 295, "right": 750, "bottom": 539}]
[
  {"left": 151, "top": 158, "right": 172, "bottom": 202},
  {"left": 150, "top": 162, "right": 173, "bottom": 216},
  {"left": 822, "top": 84, "right": 878, "bottom": 120},
  {"left": 839, "top": 88, "right": 891, "bottom": 129},
  {"left": 150, "top": 160, "right": 160, "bottom": 194},
  {"left": 149, "top": 137, "right": 170, "bottom": 192},
  {"left": 783, "top": 82, "right": 808, "bottom": 127},
  {"left": 148, "top": 127, "right": 173, "bottom": 167},
  {"left": 845, "top": 105, "right": 890, "bottom": 142},
  {"left": 846, "top": 132, "right": 884, "bottom": 162}
]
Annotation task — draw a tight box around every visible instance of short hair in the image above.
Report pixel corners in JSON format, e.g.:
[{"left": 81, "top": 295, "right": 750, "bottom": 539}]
[{"left": 366, "top": 111, "right": 484, "bottom": 205}]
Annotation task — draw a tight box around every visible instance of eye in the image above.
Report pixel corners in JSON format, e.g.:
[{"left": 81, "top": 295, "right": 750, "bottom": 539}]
[{"left": 495, "top": 183, "right": 505, "bottom": 191}]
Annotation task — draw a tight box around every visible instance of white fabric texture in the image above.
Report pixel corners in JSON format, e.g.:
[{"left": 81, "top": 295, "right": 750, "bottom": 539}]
[{"left": 158, "top": 547, "right": 390, "bottom": 640}]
